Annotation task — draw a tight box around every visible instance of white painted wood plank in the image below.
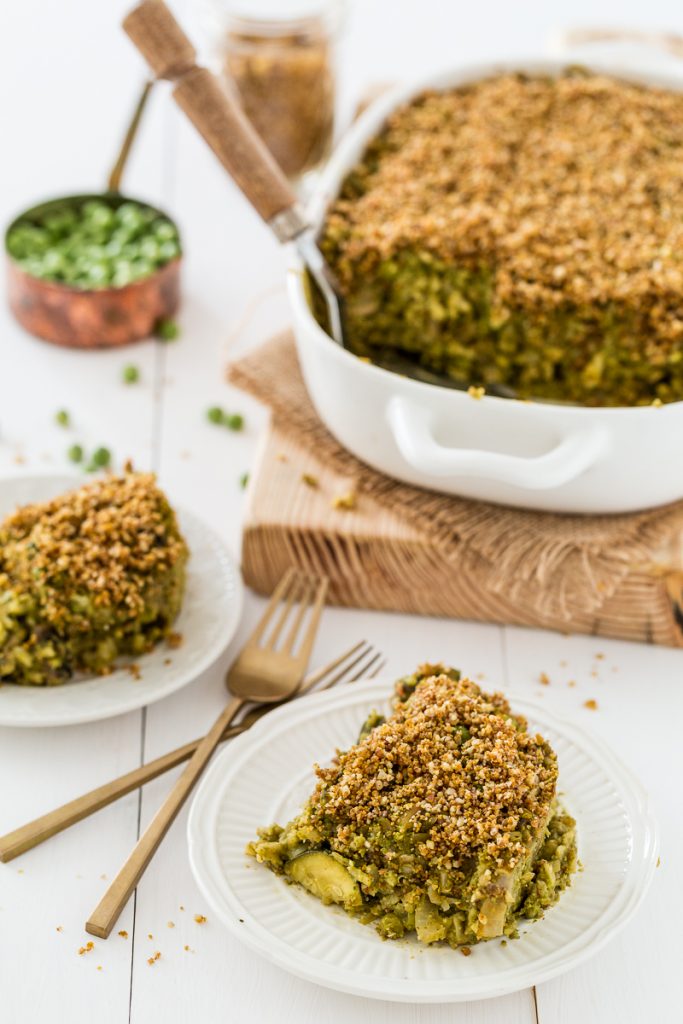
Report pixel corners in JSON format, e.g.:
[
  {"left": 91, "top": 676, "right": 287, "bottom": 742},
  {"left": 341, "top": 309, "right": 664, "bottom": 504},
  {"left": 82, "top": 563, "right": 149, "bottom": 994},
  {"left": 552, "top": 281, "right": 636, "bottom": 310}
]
[
  {"left": 0, "top": 3, "right": 167, "bottom": 1021},
  {"left": 0, "top": 714, "right": 142, "bottom": 1022},
  {"left": 502, "top": 627, "right": 683, "bottom": 1024}
]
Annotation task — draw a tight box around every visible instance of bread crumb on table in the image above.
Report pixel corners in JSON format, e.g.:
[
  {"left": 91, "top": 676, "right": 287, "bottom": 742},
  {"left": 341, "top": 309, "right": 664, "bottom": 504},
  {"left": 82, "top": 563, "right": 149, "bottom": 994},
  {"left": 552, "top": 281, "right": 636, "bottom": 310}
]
[
  {"left": 147, "top": 951, "right": 161, "bottom": 966},
  {"left": 78, "top": 941, "right": 94, "bottom": 956},
  {"left": 583, "top": 699, "right": 598, "bottom": 710},
  {"left": 301, "top": 473, "right": 319, "bottom": 489},
  {"left": 194, "top": 914, "right": 207, "bottom": 925},
  {"left": 332, "top": 492, "right": 357, "bottom": 510},
  {"left": 118, "top": 930, "right": 128, "bottom": 939}
]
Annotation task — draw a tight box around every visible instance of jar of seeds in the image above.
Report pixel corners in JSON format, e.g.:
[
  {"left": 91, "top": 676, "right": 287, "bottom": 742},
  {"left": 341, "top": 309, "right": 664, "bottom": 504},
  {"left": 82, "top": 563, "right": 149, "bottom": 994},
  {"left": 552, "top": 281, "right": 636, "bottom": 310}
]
[{"left": 204, "top": 0, "right": 344, "bottom": 183}]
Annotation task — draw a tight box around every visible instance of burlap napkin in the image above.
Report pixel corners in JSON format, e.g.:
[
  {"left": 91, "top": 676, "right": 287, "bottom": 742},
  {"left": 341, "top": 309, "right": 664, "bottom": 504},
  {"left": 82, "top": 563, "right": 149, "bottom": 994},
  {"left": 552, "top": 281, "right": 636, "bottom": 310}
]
[{"left": 229, "top": 331, "right": 683, "bottom": 622}]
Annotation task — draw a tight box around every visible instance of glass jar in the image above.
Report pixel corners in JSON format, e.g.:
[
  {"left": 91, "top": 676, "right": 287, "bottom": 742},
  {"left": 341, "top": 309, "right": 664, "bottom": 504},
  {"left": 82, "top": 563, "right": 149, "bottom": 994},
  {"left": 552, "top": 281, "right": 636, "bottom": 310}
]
[{"left": 205, "top": 0, "right": 344, "bottom": 182}]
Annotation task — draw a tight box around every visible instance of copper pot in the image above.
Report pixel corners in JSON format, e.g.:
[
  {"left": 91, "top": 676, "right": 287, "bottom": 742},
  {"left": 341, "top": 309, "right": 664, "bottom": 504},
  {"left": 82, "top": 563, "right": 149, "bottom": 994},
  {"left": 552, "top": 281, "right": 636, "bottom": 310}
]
[{"left": 5, "top": 83, "right": 182, "bottom": 349}]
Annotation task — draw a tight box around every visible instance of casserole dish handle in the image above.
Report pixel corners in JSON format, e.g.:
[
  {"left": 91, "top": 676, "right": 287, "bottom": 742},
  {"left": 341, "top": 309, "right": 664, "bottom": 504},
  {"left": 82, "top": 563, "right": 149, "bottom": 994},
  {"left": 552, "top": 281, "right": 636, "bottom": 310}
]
[{"left": 386, "top": 396, "right": 608, "bottom": 491}]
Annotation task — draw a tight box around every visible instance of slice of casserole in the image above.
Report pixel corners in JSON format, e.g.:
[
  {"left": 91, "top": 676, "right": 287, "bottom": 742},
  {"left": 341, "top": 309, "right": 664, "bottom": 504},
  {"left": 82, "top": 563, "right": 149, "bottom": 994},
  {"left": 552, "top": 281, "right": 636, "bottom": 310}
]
[
  {"left": 320, "top": 71, "right": 683, "bottom": 407},
  {"left": 248, "top": 666, "right": 577, "bottom": 948},
  {"left": 0, "top": 472, "right": 188, "bottom": 685}
]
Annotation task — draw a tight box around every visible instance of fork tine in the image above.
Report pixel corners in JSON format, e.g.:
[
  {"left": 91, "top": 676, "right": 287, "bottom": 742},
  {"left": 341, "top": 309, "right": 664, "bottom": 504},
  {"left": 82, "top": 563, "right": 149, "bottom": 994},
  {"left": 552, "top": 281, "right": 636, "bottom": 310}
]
[
  {"left": 297, "top": 641, "right": 369, "bottom": 696},
  {"left": 367, "top": 658, "right": 387, "bottom": 679},
  {"left": 248, "top": 567, "right": 297, "bottom": 646},
  {"left": 264, "top": 573, "right": 307, "bottom": 650},
  {"left": 349, "top": 650, "right": 383, "bottom": 681},
  {"left": 319, "top": 650, "right": 387, "bottom": 692},
  {"left": 348, "top": 651, "right": 385, "bottom": 684},
  {"left": 313, "top": 643, "right": 376, "bottom": 692},
  {"left": 295, "top": 576, "right": 329, "bottom": 663},
  {"left": 281, "top": 577, "right": 317, "bottom": 654}
]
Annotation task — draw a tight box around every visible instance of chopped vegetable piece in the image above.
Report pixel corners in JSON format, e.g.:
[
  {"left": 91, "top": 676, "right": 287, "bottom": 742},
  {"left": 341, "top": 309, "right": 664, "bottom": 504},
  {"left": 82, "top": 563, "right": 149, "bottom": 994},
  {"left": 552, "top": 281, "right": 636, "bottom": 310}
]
[{"left": 286, "top": 852, "right": 361, "bottom": 909}]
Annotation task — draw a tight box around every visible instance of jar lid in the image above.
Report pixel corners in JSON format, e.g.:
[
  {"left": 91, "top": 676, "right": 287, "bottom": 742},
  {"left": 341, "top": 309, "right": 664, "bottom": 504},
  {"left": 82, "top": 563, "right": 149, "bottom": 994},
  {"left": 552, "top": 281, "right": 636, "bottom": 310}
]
[{"left": 218, "top": 0, "right": 341, "bottom": 22}]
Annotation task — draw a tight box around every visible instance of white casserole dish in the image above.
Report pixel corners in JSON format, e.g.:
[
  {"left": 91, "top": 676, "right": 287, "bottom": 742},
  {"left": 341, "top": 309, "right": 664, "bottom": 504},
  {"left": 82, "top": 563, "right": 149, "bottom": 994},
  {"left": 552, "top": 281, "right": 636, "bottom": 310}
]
[{"left": 287, "top": 59, "right": 683, "bottom": 514}]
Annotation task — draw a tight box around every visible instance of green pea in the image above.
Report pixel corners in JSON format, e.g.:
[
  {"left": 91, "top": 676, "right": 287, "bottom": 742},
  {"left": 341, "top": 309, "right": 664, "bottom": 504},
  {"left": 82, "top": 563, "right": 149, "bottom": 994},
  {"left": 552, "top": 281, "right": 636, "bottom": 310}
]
[
  {"left": 157, "top": 240, "right": 180, "bottom": 262},
  {"left": 155, "top": 318, "right": 179, "bottom": 341},
  {"left": 85, "top": 263, "right": 109, "bottom": 286},
  {"left": 139, "top": 237, "right": 160, "bottom": 262},
  {"left": 239, "top": 472, "right": 249, "bottom": 489},
  {"left": 122, "top": 364, "right": 140, "bottom": 384},
  {"left": 55, "top": 409, "right": 70, "bottom": 428},
  {"left": 67, "top": 444, "right": 83, "bottom": 463},
  {"left": 224, "top": 413, "right": 244, "bottom": 431},
  {"left": 153, "top": 220, "right": 177, "bottom": 242},
  {"left": 91, "top": 447, "right": 111, "bottom": 468},
  {"left": 129, "top": 259, "right": 153, "bottom": 281},
  {"left": 112, "top": 262, "right": 134, "bottom": 287},
  {"left": 207, "top": 406, "right": 224, "bottom": 425}
]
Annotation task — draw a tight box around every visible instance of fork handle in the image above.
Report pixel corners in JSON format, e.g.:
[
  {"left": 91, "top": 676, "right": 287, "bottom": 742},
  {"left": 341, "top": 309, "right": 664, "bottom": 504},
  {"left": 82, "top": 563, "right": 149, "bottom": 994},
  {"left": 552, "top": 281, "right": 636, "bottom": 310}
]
[{"left": 85, "top": 695, "right": 243, "bottom": 938}]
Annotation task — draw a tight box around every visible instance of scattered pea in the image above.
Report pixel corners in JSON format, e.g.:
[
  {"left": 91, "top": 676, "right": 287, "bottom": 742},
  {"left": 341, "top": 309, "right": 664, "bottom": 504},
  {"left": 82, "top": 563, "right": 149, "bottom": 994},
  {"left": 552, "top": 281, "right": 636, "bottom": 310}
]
[
  {"left": 155, "top": 317, "right": 180, "bottom": 341},
  {"left": 92, "top": 447, "right": 111, "bottom": 468},
  {"left": 225, "top": 413, "right": 244, "bottom": 432},
  {"left": 67, "top": 444, "right": 83, "bottom": 463},
  {"left": 206, "top": 406, "right": 246, "bottom": 431},
  {"left": 55, "top": 409, "right": 70, "bottom": 428},
  {"left": 122, "top": 364, "right": 140, "bottom": 384},
  {"left": 239, "top": 472, "right": 249, "bottom": 489}
]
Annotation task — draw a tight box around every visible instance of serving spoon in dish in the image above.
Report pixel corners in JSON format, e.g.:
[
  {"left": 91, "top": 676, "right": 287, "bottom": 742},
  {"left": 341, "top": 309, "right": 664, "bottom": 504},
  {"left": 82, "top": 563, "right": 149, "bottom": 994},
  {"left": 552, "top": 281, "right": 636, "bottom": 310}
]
[{"left": 123, "top": 0, "right": 345, "bottom": 346}]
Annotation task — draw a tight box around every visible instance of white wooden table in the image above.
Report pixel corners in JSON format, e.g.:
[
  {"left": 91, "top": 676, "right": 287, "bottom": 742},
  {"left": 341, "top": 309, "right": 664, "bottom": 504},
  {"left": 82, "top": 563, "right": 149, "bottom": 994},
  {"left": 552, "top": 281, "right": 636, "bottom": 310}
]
[{"left": 1, "top": 1, "right": 681, "bottom": 1020}]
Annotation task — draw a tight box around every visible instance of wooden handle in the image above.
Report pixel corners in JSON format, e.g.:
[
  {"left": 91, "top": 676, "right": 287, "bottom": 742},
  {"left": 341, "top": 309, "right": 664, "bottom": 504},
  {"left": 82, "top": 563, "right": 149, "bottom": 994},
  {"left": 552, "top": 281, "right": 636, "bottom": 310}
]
[
  {"left": 85, "top": 695, "right": 243, "bottom": 938},
  {"left": 0, "top": 713, "right": 260, "bottom": 863},
  {"left": 123, "top": 0, "right": 195, "bottom": 79},
  {"left": 123, "top": 0, "right": 300, "bottom": 227}
]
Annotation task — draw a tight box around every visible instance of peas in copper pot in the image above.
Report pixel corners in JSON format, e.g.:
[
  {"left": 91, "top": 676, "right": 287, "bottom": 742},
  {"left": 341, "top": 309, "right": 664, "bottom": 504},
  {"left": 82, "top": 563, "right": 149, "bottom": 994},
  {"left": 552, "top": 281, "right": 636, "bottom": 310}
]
[{"left": 6, "top": 199, "right": 180, "bottom": 290}]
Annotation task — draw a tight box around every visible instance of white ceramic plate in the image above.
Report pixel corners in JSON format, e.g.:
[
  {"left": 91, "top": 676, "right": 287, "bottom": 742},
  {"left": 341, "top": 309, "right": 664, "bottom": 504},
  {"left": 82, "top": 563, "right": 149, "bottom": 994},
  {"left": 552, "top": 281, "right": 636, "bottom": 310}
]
[
  {"left": 188, "top": 679, "right": 659, "bottom": 1003},
  {"left": 0, "top": 474, "right": 243, "bottom": 727}
]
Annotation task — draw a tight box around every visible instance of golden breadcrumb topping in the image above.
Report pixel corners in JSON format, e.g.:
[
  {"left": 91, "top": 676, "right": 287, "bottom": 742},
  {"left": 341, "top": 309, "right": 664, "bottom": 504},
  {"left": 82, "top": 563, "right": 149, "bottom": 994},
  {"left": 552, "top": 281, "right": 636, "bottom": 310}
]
[
  {"left": 1, "top": 473, "right": 187, "bottom": 620},
  {"left": 325, "top": 72, "right": 683, "bottom": 331},
  {"left": 310, "top": 674, "right": 557, "bottom": 870}
]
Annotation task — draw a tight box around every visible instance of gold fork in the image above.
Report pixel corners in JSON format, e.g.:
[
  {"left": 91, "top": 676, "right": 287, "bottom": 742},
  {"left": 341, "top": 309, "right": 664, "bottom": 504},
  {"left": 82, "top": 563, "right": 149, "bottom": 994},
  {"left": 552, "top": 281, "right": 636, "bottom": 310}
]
[
  {"left": 86, "top": 568, "right": 328, "bottom": 938},
  {"left": 0, "top": 640, "right": 383, "bottom": 863}
]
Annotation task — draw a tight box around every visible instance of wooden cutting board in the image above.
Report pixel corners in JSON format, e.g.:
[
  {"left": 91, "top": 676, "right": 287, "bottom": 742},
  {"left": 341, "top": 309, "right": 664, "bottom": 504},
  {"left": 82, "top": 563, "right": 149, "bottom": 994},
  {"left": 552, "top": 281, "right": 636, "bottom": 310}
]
[{"left": 241, "top": 422, "right": 683, "bottom": 648}]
